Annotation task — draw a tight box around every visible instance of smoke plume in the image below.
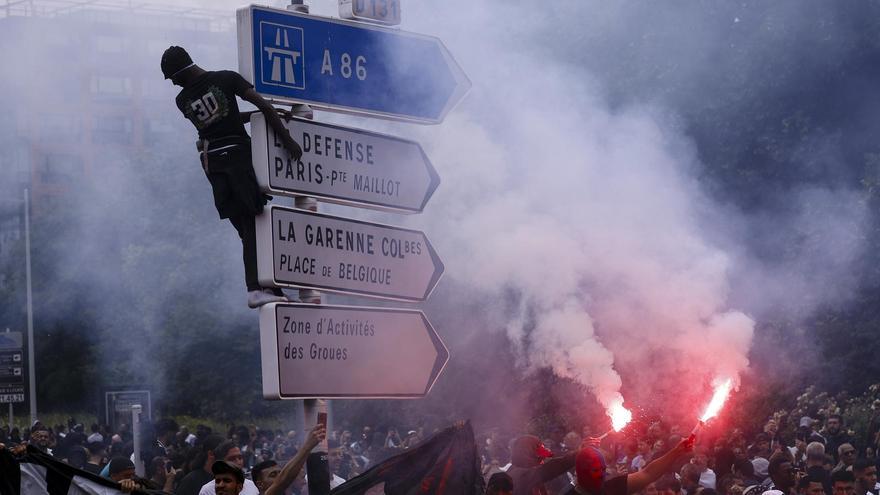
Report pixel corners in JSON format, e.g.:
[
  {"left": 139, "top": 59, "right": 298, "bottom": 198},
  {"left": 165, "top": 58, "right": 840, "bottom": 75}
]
[
  {"left": 0, "top": 0, "right": 871, "bottom": 424},
  {"left": 395, "top": 0, "right": 867, "bottom": 418}
]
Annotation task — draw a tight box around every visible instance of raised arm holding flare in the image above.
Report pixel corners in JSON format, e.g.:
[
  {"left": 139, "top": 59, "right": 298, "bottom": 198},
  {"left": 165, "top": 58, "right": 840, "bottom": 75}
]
[{"left": 566, "top": 436, "right": 695, "bottom": 495}]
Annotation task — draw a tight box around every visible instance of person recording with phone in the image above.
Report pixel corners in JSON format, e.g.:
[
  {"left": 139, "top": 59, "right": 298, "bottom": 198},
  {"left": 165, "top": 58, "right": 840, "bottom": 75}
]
[{"left": 148, "top": 456, "right": 180, "bottom": 493}]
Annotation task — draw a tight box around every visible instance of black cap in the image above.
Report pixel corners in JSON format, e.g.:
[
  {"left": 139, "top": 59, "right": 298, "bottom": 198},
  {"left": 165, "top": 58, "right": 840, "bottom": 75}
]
[
  {"left": 161, "top": 46, "right": 194, "bottom": 79},
  {"left": 212, "top": 460, "right": 244, "bottom": 484},
  {"left": 108, "top": 457, "right": 135, "bottom": 475}
]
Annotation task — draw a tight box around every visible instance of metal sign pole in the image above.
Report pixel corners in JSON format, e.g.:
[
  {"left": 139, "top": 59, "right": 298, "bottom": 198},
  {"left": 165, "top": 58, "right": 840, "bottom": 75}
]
[
  {"left": 285, "top": 0, "right": 329, "bottom": 455},
  {"left": 284, "top": 7, "right": 331, "bottom": 494},
  {"left": 131, "top": 404, "right": 144, "bottom": 476},
  {"left": 24, "top": 188, "right": 36, "bottom": 424},
  {"left": 5, "top": 327, "right": 11, "bottom": 428}
]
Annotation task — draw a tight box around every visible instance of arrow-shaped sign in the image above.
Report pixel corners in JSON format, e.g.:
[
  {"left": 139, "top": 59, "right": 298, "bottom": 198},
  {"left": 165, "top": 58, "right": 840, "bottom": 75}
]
[
  {"left": 250, "top": 114, "right": 440, "bottom": 213},
  {"left": 259, "top": 303, "right": 449, "bottom": 399},
  {"left": 237, "top": 5, "right": 471, "bottom": 124},
  {"left": 256, "top": 205, "right": 444, "bottom": 301}
]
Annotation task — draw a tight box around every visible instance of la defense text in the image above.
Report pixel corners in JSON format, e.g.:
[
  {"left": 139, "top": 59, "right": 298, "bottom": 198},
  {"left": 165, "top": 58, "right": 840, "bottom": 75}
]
[{"left": 272, "top": 127, "right": 402, "bottom": 198}]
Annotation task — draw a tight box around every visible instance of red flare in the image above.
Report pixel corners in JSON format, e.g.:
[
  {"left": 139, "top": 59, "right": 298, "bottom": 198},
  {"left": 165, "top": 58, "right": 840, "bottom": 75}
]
[
  {"left": 699, "top": 378, "right": 733, "bottom": 422},
  {"left": 608, "top": 402, "right": 633, "bottom": 432}
]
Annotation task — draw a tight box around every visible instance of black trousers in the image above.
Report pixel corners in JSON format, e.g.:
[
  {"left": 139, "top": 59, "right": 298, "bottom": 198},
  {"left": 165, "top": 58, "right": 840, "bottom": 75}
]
[
  {"left": 202, "top": 141, "right": 268, "bottom": 292},
  {"left": 227, "top": 213, "right": 260, "bottom": 291}
]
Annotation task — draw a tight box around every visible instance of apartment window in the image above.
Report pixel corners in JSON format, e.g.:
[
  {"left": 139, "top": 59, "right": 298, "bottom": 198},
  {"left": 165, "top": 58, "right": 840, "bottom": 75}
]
[
  {"left": 95, "top": 35, "right": 126, "bottom": 53},
  {"left": 90, "top": 76, "right": 132, "bottom": 97},
  {"left": 39, "top": 153, "right": 84, "bottom": 184},
  {"left": 39, "top": 114, "right": 82, "bottom": 144},
  {"left": 92, "top": 115, "right": 133, "bottom": 145}
]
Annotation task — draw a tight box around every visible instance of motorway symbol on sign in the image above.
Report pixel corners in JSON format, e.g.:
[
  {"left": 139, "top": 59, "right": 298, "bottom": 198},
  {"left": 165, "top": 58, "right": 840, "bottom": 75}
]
[
  {"left": 237, "top": 5, "right": 471, "bottom": 124},
  {"left": 256, "top": 205, "right": 444, "bottom": 301},
  {"left": 259, "top": 303, "right": 448, "bottom": 399},
  {"left": 251, "top": 114, "right": 440, "bottom": 213}
]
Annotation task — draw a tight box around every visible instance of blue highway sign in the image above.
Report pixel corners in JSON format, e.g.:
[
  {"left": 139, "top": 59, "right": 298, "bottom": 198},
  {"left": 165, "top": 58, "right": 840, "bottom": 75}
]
[{"left": 236, "top": 5, "right": 470, "bottom": 124}]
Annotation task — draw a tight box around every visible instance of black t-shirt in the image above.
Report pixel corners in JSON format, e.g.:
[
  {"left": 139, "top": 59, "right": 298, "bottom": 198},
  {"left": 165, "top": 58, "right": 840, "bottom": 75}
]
[
  {"left": 175, "top": 70, "right": 252, "bottom": 141},
  {"left": 563, "top": 475, "right": 627, "bottom": 495},
  {"left": 176, "top": 468, "right": 214, "bottom": 495}
]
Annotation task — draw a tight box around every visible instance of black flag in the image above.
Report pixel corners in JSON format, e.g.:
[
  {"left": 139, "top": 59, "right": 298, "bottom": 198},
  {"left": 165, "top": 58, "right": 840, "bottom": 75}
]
[
  {"left": 331, "top": 421, "right": 484, "bottom": 495},
  {"left": 0, "top": 446, "right": 164, "bottom": 495}
]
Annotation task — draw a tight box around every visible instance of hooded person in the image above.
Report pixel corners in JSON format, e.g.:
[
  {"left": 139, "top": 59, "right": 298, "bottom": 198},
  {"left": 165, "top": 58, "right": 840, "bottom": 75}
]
[
  {"left": 506, "top": 435, "right": 577, "bottom": 495},
  {"left": 564, "top": 436, "right": 695, "bottom": 495},
  {"left": 160, "top": 45, "right": 303, "bottom": 308}
]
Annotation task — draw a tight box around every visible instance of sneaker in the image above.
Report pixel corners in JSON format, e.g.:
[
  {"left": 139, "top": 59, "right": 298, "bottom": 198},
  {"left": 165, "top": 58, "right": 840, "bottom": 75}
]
[{"left": 247, "top": 289, "right": 287, "bottom": 308}]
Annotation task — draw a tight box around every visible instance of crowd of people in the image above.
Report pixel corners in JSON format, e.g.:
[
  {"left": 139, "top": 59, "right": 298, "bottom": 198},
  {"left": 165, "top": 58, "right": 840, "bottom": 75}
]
[
  {"left": 2, "top": 408, "right": 880, "bottom": 495},
  {"left": 0, "top": 418, "right": 435, "bottom": 494}
]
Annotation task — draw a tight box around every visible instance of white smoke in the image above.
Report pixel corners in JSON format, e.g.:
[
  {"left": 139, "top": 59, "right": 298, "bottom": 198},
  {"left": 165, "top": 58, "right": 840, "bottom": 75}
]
[
  {"left": 411, "top": 72, "right": 758, "bottom": 411},
  {"left": 2, "top": 0, "right": 866, "bottom": 418},
  {"left": 393, "top": 0, "right": 865, "bottom": 412}
]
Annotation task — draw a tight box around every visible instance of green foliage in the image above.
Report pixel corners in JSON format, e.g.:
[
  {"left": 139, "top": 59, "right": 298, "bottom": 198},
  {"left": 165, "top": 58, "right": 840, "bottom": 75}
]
[
  {"left": 164, "top": 415, "right": 299, "bottom": 435},
  {"left": 6, "top": 412, "right": 98, "bottom": 433}
]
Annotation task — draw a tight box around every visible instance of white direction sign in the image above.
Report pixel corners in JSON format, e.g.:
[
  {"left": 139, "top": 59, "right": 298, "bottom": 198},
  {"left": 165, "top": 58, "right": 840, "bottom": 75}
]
[
  {"left": 259, "top": 303, "right": 449, "bottom": 399},
  {"left": 251, "top": 114, "right": 440, "bottom": 213},
  {"left": 256, "top": 205, "right": 444, "bottom": 301},
  {"left": 339, "top": 0, "right": 401, "bottom": 26}
]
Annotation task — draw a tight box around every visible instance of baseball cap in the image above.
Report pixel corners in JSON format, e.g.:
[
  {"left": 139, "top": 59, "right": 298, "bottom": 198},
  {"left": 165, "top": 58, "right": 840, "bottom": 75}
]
[
  {"left": 212, "top": 460, "right": 244, "bottom": 484},
  {"left": 752, "top": 457, "right": 769, "bottom": 478}
]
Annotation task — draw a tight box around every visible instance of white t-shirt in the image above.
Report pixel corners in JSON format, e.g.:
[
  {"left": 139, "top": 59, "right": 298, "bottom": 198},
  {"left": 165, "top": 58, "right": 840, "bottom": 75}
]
[
  {"left": 199, "top": 478, "right": 259, "bottom": 495},
  {"left": 699, "top": 468, "right": 717, "bottom": 489}
]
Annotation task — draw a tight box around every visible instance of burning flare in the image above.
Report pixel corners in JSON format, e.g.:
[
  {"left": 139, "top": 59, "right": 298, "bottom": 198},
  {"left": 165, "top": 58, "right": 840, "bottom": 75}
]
[
  {"left": 608, "top": 401, "right": 633, "bottom": 432},
  {"left": 699, "top": 378, "right": 733, "bottom": 422}
]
